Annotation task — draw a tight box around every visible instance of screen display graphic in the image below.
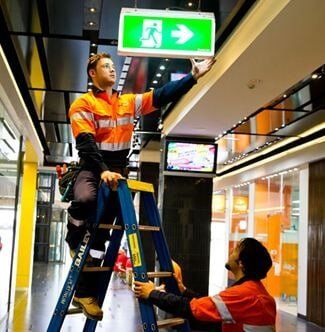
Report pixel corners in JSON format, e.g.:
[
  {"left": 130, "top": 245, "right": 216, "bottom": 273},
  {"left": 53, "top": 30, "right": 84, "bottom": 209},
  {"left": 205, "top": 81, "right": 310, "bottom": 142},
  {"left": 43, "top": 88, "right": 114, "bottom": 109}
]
[{"left": 166, "top": 141, "right": 216, "bottom": 173}]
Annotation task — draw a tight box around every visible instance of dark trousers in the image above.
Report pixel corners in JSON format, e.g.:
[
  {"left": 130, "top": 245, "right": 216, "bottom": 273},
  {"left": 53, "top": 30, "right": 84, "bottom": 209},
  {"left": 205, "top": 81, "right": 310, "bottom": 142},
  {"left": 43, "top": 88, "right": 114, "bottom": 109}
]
[{"left": 66, "top": 166, "right": 126, "bottom": 297}]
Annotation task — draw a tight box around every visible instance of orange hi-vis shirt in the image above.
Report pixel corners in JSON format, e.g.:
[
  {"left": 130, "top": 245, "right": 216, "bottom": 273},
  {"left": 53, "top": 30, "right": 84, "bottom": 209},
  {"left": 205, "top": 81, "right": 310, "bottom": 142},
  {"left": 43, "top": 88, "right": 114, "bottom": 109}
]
[
  {"left": 190, "top": 280, "right": 276, "bottom": 332},
  {"left": 69, "top": 89, "right": 156, "bottom": 152}
]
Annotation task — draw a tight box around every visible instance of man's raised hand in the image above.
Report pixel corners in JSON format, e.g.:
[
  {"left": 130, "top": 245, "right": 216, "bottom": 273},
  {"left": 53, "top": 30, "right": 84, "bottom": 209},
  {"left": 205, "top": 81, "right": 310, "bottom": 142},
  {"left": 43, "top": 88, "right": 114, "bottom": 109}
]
[{"left": 190, "top": 57, "right": 216, "bottom": 80}]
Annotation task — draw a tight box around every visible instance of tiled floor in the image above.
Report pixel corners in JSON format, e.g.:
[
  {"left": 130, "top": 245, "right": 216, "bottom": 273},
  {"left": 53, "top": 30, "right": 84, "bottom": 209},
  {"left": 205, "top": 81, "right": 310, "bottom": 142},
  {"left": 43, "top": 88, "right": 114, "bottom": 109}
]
[{"left": 0, "top": 262, "right": 324, "bottom": 332}]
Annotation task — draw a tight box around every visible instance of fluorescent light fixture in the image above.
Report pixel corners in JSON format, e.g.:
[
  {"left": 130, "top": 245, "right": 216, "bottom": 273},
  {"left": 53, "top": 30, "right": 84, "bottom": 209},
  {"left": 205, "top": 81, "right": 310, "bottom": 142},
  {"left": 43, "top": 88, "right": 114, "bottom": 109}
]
[{"left": 218, "top": 123, "right": 325, "bottom": 178}]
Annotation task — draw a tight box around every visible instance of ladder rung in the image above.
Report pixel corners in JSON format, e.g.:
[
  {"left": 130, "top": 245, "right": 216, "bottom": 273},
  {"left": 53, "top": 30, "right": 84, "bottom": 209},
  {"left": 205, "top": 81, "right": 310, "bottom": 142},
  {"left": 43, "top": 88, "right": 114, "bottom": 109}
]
[
  {"left": 67, "top": 308, "right": 83, "bottom": 315},
  {"left": 98, "top": 224, "right": 160, "bottom": 232},
  {"left": 147, "top": 271, "right": 173, "bottom": 278},
  {"left": 82, "top": 266, "right": 111, "bottom": 272},
  {"left": 98, "top": 224, "right": 123, "bottom": 230},
  {"left": 157, "top": 318, "right": 185, "bottom": 328},
  {"left": 139, "top": 225, "right": 160, "bottom": 232},
  {"left": 126, "top": 179, "right": 154, "bottom": 193}
]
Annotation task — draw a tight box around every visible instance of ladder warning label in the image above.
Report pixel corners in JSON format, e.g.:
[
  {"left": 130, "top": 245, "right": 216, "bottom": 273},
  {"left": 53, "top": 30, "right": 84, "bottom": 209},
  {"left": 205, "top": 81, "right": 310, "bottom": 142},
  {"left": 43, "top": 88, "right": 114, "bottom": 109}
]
[{"left": 129, "top": 233, "right": 142, "bottom": 267}]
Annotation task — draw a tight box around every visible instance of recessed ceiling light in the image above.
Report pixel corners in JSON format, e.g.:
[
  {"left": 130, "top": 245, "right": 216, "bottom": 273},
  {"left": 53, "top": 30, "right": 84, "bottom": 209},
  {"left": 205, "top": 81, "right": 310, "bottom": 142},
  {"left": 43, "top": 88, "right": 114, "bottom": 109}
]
[
  {"left": 159, "top": 65, "right": 166, "bottom": 70},
  {"left": 153, "top": 80, "right": 158, "bottom": 84},
  {"left": 283, "top": 94, "right": 287, "bottom": 98},
  {"left": 188, "top": 2, "right": 193, "bottom": 6},
  {"left": 91, "top": 43, "right": 97, "bottom": 47},
  {"left": 156, "top": 73, "right": 162, "bottom": 77},
  {"left": 311, "top": 74, "right": 318, "bottom": 79},
  {"left": 88, "top": 21, "right": 95, "bottom": 27},
  {"left": 89, "top": 7, "right": 96, "bottom": 13}
]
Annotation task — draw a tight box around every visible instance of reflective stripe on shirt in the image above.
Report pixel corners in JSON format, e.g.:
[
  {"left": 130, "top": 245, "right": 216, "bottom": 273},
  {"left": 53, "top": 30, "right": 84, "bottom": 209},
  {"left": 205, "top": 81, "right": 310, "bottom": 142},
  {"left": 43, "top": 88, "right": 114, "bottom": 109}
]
[
  {"left": 97, "top": 119, "right": 116, "bottom": 128},
  {"left": 117, "top": 116, "right": 134, "bottom": 126},
  {"left": 96, "top": 117, "right": 134, "bottom": 128},
  {"left": 243, "top": 324, "right": 275, "bottom": 331},
  {"left": 211, "top": 295, "right": 236, "bottom": 323},
  {"left": 96, "top": 141, "right": 131, "bottom": 151},
  {"left": 70, "top": 111, "right": 94, "bottom": 122},
  {"left": 135, "top": 94, "right": 142, "bottom": 117}
]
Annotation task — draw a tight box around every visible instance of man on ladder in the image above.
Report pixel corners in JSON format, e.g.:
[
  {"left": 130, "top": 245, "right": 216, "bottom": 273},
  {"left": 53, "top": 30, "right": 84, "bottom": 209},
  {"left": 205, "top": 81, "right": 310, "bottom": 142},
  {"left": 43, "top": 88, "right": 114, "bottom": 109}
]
[{"left": 66, "top": 52, "right": 215, "bottom": 320}]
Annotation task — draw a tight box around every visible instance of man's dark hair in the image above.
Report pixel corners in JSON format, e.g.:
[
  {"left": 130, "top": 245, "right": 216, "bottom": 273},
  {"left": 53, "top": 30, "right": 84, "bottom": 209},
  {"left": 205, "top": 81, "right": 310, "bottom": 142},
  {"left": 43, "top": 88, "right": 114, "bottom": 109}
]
[
  {"left": 238, "top": 238, "right": 272, "bottom": 280},
  {"left": 87, "top": 53, "right": 112, "bottom": 78}
]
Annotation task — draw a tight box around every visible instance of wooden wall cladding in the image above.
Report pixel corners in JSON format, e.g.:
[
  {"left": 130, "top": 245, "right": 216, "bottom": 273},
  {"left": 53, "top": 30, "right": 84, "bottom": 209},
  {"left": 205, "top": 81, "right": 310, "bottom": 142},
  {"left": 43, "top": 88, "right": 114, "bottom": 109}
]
[{"left": 307, "top": 159, "right": 325, "bottom": 326}]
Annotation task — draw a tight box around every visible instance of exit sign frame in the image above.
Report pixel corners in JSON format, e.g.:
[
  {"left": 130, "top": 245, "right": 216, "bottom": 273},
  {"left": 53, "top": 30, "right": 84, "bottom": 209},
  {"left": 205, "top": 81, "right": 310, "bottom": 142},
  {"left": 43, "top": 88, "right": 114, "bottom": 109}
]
[{"left": 118, "top": 8, "right": 215, "bottom": 59}]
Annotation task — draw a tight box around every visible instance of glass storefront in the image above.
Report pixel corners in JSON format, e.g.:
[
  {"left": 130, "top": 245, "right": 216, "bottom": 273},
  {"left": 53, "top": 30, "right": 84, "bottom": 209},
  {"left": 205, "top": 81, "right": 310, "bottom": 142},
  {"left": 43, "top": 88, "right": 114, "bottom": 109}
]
[
  {"left": 34, "top": 173, "right": 67, "bottom": 263},
  {"left": 255, "top": 170, "right": 299, "bottom": 314},
  {"left": 0, "top": 108, "right": 22, "bottom": 321},
  {"left": 229, "top": 184, "right": 249, "bottom": 256},
  {"left": 211, "top": 168, "right": 300, "bottom": 313},
  {"left": 209, "top": 190, "right": 227, "bottom": 294}
]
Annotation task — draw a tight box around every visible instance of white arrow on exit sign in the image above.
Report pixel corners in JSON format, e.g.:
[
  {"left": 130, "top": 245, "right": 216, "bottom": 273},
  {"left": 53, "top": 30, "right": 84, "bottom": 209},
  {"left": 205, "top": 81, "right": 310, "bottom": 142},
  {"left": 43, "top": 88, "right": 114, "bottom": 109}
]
[{"left": 171, "top": 24, "right": 194, "bottom": 44}]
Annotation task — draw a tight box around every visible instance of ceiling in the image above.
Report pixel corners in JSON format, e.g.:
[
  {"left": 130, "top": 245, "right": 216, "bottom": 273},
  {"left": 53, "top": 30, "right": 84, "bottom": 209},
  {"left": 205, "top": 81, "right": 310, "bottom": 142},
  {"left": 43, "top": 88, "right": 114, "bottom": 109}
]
[{"left": 0, "top": 0, "right": 324, "bottom": 174}]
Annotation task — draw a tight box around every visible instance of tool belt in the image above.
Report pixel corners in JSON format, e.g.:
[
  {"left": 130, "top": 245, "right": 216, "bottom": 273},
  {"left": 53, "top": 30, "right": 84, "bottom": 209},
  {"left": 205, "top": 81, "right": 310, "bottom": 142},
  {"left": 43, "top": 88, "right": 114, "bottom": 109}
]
[
  {"left": 59, "top": 161, "right": 129, "bottom": 203},
  {"left": 59, "top": 163, "right": 81, "bottom": 202}
]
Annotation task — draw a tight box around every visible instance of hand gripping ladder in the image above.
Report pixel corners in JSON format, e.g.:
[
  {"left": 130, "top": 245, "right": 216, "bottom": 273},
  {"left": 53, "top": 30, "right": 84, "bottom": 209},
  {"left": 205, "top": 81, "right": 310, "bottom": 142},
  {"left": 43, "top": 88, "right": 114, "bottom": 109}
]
[{"left": 47, "top": 179, "right": 191, "bottom": 332}]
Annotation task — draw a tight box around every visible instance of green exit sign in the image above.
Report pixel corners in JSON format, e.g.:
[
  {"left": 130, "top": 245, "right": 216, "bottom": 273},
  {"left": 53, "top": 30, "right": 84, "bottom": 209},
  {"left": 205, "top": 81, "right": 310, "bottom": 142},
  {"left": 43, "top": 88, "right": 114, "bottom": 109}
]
[{"left": 118, "top": 8, "right": 215, "bottom": 58}]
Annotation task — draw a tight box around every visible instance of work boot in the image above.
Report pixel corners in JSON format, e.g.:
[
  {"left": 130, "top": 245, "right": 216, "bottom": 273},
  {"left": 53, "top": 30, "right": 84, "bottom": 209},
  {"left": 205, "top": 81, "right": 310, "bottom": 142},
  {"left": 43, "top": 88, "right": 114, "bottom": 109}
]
[{"left": 72, "top": 296, "right": 103, "bottom": 320}]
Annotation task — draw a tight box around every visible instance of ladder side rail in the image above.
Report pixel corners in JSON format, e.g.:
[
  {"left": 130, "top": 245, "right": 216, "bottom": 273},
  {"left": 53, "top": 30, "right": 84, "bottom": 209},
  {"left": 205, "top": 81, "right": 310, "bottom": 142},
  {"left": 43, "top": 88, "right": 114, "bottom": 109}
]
[
  {"left": 83, "top": 214, "right": 124, "bottom": 332},
  {"left": 47, "top": 184, "right": 111, "bottom": 332},
  {"left": 118, "top": 180, "right": 159, "bottom": 332},
  {"left": 142, "top": 192, "right": 176, "bottom": 290},
  {"left": 143, "top": 192, "right": 192, "bottom": 332}
]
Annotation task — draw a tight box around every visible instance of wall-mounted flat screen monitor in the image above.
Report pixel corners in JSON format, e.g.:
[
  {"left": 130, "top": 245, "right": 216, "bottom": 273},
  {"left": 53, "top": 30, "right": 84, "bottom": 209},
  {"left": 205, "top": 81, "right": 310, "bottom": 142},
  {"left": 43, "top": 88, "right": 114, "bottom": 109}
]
[{"left": 164, "top": 138, "right": 217, "bottom": 176}]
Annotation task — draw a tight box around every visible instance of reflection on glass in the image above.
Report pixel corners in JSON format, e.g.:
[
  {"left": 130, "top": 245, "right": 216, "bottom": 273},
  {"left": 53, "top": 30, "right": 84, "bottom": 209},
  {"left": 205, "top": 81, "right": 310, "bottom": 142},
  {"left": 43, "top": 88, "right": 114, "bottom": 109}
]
[
  {"left": 38, "top": 174, "right": 52, "bottom": 187},
  {"left": 210, "top": 190, "right": 227, "bottom": 294},
  {"left": 217, "top": 133, "right": 280, "bottom": 166},
  {"left": 48, "top": 208, "right": 66, "bottom": 262},
  {"left": 0, "top": 113, "right": 20, "bottom": 321},
  {"left": 36, "top": 206, "right": 51, "bottom": 225},
  {"left": 37, "top": 188, "right": 52, "bottom": 203},
  {"left": 273, "top": 85, "right": 311, "bottom": 110},
  {"left": 228, "top": 186, "right": 249, "bottom": 283},
  {"left": 254, "top": 171, "right": 299, "bottom": 313},
  {"left": 233, "top": 109, "right": 308, "bottom": 135},
  {"left": 2, "top": 0, "right": 41, "bottom": 33}
]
